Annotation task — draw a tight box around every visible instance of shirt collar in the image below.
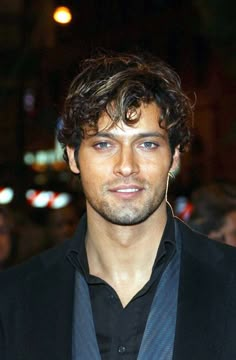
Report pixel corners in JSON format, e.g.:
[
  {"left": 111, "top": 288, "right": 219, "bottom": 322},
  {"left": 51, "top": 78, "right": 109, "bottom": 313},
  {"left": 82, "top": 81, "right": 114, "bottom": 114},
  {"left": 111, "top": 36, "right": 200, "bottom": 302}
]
[{"left": 66, "top": 203, "right": 176, "bottom": 277}]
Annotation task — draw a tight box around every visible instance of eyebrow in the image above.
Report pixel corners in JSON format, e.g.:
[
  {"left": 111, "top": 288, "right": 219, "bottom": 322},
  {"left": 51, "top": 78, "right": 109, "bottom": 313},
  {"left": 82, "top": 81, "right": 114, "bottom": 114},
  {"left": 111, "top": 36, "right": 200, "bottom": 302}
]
[{"left": 93, "top": 131, "right": 166, "bottom": 140}]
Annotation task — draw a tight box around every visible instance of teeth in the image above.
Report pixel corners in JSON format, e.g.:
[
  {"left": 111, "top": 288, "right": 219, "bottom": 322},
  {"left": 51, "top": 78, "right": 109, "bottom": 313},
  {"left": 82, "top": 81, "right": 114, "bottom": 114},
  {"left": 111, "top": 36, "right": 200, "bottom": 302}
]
[{"left": 116, "top": 189, "right": 139, "bottom": 193}]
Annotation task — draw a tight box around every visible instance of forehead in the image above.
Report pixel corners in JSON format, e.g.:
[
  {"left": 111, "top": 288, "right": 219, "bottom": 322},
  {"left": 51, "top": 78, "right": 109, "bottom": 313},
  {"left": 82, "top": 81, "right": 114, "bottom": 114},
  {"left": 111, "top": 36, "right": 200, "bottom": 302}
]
[{"left": 95, "top": 102, "right": 165, "bottom": 136}]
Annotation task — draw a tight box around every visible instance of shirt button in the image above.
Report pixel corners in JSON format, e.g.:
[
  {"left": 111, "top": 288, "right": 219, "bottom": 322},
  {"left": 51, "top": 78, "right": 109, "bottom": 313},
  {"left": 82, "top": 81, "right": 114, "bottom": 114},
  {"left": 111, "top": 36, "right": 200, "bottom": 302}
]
[
  {"left": 118, "top": 345, "right": 127, "bottom": 354},
  {"left": 108, "top": 293, "right": 116, "bottom": 303}
]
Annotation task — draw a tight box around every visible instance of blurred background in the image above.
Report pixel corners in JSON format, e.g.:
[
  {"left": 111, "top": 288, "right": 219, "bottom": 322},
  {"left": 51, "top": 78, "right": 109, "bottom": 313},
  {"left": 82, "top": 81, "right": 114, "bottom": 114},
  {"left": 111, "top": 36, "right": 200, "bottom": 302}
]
[{"left": 0, "top": 0, "right": 236, "bottom": 265}]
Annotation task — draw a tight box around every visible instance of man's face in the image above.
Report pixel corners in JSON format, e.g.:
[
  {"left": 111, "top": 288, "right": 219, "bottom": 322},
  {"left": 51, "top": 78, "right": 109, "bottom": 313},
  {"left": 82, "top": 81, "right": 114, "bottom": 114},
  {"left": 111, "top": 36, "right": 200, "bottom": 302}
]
[
  {"left": 48, "top": 205, "right": 79, "bottom": 244},
  {"left": 67, "top": 102, "right": 178, "bottom": 225}
]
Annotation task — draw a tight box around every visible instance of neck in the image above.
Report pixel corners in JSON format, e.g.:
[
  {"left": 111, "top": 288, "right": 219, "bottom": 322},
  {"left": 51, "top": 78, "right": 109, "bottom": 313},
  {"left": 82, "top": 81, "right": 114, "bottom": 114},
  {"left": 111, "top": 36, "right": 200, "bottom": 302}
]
[{"left": 85, "top": 202, "right": 168, "bottom": 306}]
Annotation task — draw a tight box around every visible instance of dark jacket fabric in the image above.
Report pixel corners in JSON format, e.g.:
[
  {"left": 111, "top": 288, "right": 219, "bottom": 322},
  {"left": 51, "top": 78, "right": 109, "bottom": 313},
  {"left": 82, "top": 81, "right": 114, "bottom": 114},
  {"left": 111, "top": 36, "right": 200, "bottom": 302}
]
[{"left": 1, "top": 217, "right": 236, "bottom": 360}]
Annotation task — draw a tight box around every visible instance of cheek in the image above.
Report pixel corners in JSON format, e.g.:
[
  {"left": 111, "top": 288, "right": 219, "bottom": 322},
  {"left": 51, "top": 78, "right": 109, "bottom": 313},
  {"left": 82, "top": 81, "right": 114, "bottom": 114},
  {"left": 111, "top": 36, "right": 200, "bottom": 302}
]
[
  {"left": 141, "top": 160, "right": 170, "bottom": 179},
  {"left": 79, "top": 151, "right": 109, "bottom": 174},
  {"left": 80, "top": 165, "right": 106, "bottom": 197},
  {"left": 80, "top": 153, "right": 114, "bottom": 177},
  {"left": 140, "top": 149, "right": 172, "bottom": 169}
]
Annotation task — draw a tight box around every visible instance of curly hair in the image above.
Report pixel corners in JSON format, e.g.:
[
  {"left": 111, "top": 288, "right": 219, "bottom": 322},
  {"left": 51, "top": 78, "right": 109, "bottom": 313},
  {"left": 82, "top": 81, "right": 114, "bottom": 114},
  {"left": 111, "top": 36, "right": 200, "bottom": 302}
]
[{"left": 57, "top": 52, "right": 193, "bottom": 162}]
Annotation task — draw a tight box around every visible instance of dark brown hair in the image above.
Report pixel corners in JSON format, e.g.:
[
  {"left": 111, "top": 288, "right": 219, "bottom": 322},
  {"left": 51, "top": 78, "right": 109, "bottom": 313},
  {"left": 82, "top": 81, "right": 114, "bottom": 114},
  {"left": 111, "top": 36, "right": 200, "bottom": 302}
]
[{"left": 58, "top": 52, "right": 193, "bottom": 161}]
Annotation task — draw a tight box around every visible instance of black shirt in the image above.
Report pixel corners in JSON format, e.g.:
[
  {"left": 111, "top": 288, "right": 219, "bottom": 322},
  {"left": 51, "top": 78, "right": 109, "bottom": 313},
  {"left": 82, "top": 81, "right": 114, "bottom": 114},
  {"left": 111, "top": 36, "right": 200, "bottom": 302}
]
[{"left": 67, "top": 207, "right": 176, "bottom": 359}]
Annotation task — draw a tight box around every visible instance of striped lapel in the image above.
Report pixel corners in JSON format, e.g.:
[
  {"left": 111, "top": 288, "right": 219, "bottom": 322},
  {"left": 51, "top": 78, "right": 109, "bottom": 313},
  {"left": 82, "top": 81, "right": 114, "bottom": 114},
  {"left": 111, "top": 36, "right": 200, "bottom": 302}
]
[
  {"left": 173, "top": 223, "right": 230, "bottom": 360},
  {"left": 72, "top": 272, "right": 101, "bottom": 360},
  {"left": 138, "top": 220, "right": 181, "bottom": 360}
]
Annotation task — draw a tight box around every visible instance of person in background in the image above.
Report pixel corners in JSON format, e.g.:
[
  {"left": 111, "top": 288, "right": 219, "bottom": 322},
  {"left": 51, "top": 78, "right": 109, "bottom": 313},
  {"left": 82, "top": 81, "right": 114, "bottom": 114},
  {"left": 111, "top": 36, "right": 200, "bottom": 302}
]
[
  {"left": 0, "top": 207, "right": 16, "bottom": 270},
  {"left": 219, "top": 209, "right": 236, "bottom": 246},
  {"left": 14, "top": 206, "right": 49, "bottom": 263},
  {"left": 1, "top": 52, "right": 236, "bottom": 360},
  {"left": 46, "top": 199, "right": 85, "bottom": 246},
  {"left": 188, "top": 182, "right": 236, "bottom": 246}
]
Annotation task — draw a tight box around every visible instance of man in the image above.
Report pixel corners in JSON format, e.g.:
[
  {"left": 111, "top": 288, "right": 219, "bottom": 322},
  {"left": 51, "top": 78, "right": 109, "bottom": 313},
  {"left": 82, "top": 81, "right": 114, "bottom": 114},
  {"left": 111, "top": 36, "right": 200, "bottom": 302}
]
[
  {"left": 188, "top": 183, "right": 236, "bottom": 247},
  {"left": 1, "top": 52, "right": 236, "bottom": 360},
  {"left": 46, "top": 200, "right": 85, "bottom": 246}
]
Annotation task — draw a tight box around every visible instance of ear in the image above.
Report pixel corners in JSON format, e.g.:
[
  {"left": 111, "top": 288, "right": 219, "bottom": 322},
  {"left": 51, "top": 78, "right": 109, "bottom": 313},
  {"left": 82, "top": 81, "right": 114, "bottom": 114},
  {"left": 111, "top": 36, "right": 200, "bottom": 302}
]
[
  {"left": 66, "top": 146, "right": 80, "bottom": 174},
  {"left": 169, "top": 147, "right": 180, "bottom": 177}
]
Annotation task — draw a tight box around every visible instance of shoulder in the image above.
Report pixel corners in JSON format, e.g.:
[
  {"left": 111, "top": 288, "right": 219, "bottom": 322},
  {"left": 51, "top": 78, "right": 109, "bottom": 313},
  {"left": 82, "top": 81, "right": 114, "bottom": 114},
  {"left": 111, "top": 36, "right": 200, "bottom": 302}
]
[
  {"left": 175, "top": 216, "right": 236, "bottom": 268},
  {"left": 0, "top": 238, "right": 72, "bottom": 296},
  {"left": 0, "top": 214, "right": 87, "bottom": 298}
]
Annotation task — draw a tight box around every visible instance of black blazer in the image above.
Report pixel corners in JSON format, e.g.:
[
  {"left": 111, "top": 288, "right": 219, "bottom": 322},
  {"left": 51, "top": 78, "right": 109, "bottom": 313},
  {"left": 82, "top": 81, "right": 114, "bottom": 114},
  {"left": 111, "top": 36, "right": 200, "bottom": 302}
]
[{"left": 1, "top": 218, "right": 236, "bottom": 360}]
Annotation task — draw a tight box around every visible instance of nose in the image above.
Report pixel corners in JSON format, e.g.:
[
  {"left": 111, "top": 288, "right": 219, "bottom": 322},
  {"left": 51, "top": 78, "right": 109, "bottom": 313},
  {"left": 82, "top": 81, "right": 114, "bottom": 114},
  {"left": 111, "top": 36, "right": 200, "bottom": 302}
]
[{"left": 114, "top": 145, "right": 139, "bottom": 177}]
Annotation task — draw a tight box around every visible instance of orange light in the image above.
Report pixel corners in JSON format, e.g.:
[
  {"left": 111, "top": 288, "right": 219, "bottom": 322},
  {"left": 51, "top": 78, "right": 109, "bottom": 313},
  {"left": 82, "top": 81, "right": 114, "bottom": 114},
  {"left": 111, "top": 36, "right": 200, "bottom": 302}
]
[{"left": 53, "top": 6, "right": 72, "bottom": 24}]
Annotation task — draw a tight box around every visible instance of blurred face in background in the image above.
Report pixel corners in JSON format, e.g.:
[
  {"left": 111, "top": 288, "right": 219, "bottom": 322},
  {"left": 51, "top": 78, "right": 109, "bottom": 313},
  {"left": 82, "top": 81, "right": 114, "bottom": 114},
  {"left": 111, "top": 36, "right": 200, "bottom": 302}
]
[
  {"left": 208, "top": 210, "right": 236, "bottom": 247},
  {"left": 0, "top": 213, "right": 11, "bottom": 265},
  {"left": 47, "top": 204, "right": 80, "bottom": 245},
  {"left": 221, "top": 210, "right": 236, "bottom": 247}
]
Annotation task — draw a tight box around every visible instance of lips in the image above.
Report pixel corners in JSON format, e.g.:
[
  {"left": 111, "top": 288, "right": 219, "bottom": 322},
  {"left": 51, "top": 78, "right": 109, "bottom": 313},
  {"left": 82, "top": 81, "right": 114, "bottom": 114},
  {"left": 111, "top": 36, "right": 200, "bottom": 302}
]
[
  {"left": 116, "top": 188, "right": 139, "bottom": 193},
  {"left": 109, "top": 185, "right": 144, "bottom": 193}
]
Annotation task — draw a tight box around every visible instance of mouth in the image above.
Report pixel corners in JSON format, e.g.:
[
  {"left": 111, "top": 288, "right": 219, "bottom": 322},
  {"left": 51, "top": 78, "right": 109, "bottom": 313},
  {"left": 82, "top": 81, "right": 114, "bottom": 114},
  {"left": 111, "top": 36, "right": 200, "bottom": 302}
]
[
  {"left": 109, "top": 185, "right": 144, "bottom": 198},
  {"left": 116, "top": 188, "right": 139, "bottom": 193}
]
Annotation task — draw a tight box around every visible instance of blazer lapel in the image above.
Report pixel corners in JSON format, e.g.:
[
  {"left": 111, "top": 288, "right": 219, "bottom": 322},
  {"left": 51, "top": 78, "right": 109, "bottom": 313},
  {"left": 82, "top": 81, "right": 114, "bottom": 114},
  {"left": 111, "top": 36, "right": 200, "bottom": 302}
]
[
  {"left": 138, "top": 220, "right": 182, "bottom": 360},
  {"left": 173, "top": 234, "right": 231, "bottom": 360},
  {"left": 72, "top": 272, "right": 101, "bottom": 360},
  {"left": 21, "top": 257, "right": 75, "bottom": 360}
]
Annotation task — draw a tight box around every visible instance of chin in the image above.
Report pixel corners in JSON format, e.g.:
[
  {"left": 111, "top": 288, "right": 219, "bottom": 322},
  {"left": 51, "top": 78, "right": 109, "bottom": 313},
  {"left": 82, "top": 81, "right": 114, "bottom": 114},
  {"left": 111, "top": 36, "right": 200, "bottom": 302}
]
[{"left": 101, "top": 209, "right": 156, "bottom": 226}]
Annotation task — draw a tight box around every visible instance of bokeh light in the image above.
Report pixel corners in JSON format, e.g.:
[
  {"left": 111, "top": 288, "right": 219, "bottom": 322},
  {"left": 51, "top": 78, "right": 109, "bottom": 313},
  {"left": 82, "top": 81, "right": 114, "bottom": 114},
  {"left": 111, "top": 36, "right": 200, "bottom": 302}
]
[{"left": 53, "top": 6, "right": 72, "bottom": 24}]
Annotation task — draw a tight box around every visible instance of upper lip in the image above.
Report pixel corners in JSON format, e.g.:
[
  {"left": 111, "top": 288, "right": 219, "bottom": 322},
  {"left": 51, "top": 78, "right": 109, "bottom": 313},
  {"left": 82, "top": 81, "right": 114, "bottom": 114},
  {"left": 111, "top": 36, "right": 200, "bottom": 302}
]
[{"left": 109, "top": 185, "right": 143, "bottom": 192}]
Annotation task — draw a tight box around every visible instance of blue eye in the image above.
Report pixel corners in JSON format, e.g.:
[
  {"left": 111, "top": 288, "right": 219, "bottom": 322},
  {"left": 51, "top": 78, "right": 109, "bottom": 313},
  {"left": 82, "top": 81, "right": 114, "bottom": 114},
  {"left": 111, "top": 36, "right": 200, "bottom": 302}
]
[
  {"left": 94, "top": 142, "right": 112, "bottom": 149},
  {"left": 141, "top": 142, "right": 158, "bottom": 149}
]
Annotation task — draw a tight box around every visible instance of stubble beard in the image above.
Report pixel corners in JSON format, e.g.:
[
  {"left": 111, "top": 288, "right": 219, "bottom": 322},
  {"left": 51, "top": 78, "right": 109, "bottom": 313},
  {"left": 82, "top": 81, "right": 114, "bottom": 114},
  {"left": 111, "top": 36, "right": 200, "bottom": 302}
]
[{"left": 84, "top": 185, "right": 168, "bottom": 226}]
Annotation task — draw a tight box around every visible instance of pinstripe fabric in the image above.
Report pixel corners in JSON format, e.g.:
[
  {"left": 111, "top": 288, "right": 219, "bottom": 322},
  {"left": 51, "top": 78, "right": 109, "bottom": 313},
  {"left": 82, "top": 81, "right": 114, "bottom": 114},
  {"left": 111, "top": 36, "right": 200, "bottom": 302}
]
[
  {"left": 137, "top": 220, "right": 181, "bottom": 360},
  {"left": 72, "top": 271, "right": 101, "bottom": 360}
]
